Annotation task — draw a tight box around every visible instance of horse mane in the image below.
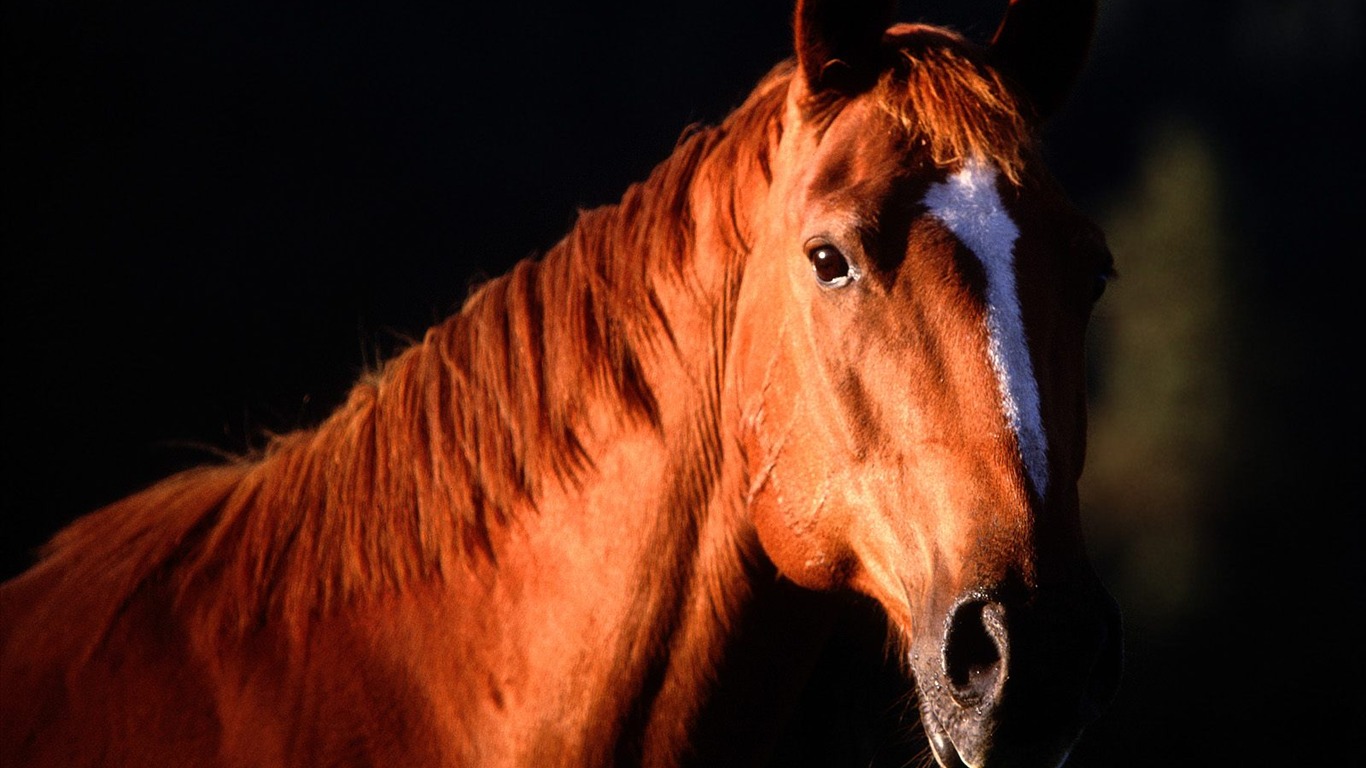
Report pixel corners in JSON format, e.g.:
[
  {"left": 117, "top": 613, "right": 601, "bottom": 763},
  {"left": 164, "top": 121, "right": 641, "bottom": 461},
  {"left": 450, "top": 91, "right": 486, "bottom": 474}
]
[
  {"left": 14, "top": 63, "right": 791, "bottom": 655},
  {"left": 16, "top": 25, "right": 1033, "bottom": 655}
]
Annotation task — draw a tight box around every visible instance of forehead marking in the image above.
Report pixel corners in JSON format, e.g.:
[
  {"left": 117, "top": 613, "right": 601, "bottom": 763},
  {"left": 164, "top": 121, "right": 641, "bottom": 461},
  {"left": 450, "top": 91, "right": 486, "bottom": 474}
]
[{"left": 921, "top": 160, "right": 1048, "bottom": 499}]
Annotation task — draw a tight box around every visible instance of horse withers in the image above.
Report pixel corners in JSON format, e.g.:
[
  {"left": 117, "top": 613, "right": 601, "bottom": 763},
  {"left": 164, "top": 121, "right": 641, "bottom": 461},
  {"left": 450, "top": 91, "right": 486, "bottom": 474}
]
[{"left": 1, "top": 1, "right": 1121, "bottom": 766}]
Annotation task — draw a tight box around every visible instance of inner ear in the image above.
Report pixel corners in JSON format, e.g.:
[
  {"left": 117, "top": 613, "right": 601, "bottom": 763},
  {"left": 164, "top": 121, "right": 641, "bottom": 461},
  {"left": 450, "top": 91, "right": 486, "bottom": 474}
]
[{"left": 795, "top": 0, "right": 898, "bottom": 94}]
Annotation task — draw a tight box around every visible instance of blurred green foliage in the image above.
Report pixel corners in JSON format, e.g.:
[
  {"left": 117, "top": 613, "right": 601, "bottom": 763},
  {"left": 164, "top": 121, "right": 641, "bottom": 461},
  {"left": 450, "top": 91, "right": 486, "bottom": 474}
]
[
  {"left": 1084, "top": 119, "right": 1235, "bottom": 635},
  {"left": 1063, "top": 1, "right": 1364, "bottom": 763}
]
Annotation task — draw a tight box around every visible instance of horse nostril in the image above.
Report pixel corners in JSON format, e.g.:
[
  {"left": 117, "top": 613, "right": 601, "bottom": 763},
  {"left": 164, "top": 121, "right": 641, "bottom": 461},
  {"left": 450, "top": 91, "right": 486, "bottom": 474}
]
[{"left": 942, "top": 599, "right": 1009, "bottom": 707}]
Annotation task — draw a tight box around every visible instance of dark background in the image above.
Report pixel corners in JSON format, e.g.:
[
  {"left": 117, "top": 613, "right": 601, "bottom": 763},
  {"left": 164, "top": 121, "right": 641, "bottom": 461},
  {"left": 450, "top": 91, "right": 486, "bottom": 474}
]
[{"left": 4, "top": 0, "right": 1362, "bottom": 764}]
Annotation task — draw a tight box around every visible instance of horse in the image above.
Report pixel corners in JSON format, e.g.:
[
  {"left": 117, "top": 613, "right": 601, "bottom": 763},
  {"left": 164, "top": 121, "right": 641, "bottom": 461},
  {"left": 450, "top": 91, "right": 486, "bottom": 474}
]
[{"left": 0, "top": 1, "right": 1122, "bottom": 766}]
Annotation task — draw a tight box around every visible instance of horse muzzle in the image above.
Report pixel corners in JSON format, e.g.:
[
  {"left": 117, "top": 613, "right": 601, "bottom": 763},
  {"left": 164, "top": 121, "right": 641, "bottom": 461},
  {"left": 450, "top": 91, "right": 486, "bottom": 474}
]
[{"left": 909, "top": 584, "right": 1123, "bottom": 768}]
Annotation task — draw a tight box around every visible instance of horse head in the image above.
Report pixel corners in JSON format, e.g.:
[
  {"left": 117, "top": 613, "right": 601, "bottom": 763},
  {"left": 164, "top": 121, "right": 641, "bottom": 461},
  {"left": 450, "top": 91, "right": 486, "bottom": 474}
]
[{"left": 730, "top": 2, "right": 1121, "bottom": 765}]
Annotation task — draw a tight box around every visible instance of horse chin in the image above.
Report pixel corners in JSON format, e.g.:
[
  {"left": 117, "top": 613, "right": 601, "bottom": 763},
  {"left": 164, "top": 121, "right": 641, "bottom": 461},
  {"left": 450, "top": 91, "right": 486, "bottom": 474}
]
[
  {"left": 919, "top": 700, "right": 972, "bottom": 768},
  {"left": 914, "top": 679, "right": 1076, "bottom": 768}
]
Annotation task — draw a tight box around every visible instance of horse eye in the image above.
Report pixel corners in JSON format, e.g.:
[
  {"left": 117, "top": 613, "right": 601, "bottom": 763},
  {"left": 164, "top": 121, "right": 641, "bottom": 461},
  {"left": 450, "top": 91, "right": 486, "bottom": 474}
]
[
  {"left": 808, "top": 244, "right": 856, "bottom": 288},
  {"left": 1090, "top": 270, "right": 1112, "bottom": 303}
]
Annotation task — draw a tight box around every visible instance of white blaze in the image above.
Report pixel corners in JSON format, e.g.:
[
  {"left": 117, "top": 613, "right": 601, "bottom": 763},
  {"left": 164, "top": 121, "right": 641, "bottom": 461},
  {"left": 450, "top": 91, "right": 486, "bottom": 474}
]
[{"left": 922, "top": 160, "right": 1049, "bottom": 498}]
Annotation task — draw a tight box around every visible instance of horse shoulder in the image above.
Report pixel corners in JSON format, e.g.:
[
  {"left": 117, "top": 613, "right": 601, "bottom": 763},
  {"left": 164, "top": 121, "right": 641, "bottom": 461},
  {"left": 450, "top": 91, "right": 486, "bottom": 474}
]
[
  {"left": 203, "top": 582, "right": 480, "bottom": 766},
  {"left": 1, "top": 554, "right": 222, "bottom": 768}
]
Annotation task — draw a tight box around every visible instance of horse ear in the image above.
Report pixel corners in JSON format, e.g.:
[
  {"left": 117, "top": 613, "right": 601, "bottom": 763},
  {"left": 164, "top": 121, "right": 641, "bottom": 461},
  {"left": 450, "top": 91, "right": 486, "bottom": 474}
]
[
  {"left": 794, "top": 0, "right": 898, "bottom": 93},
  {"left": 988, "top": 0, "right": 1098, "bottom": 119}
]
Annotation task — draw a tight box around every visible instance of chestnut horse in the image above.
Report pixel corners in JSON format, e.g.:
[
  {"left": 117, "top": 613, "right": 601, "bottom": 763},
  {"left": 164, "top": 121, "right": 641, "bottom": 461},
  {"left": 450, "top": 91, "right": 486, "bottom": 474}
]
[{"left": 0, "top": 1, "right": 1121, "bottom": 766}]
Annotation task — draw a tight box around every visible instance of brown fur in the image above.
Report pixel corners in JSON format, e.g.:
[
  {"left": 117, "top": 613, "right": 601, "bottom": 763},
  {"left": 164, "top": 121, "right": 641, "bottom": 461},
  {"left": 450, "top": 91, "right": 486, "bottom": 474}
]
[
  {"left": 1, "top": 19, "right": 1107, "bottom": 768},
  {"left": 874, "top": 25, "right": 1033, "bottom": 183},
  {"left": 11, "top": 30, "right": 1024, "bottom": 646}
]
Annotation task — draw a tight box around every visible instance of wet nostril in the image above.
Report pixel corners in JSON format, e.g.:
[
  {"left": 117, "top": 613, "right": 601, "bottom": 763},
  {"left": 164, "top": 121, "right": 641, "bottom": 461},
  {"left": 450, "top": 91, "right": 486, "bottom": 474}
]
[{"left": 943, "top": 600, "right": 1009, "bottom": 706}]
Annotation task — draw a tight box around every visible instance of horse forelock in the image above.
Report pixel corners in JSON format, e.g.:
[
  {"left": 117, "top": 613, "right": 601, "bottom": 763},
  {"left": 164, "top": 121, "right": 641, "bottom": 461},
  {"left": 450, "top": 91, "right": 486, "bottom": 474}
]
[
  {"left": 801, "top": 25, "right": 1034, "bottom": 185},
  {"left": 881, "top": 27, "right": 1032, "bottom": 183}
]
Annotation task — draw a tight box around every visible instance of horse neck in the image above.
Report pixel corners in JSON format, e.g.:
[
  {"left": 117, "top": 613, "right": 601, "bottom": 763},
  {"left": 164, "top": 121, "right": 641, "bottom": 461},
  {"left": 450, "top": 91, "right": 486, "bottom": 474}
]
[
  {"left": 185, "top": 70, "right": 826, "bottom": 761},
  {"left": 418, "top": 80, "right": 829, "bottom": 760}
]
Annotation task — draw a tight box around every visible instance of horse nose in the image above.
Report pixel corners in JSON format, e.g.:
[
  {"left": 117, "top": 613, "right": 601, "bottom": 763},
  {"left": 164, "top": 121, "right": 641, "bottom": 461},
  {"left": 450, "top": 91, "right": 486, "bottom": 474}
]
[{"left": 920, "top": 588, "right": 1123, "bottom": 768}]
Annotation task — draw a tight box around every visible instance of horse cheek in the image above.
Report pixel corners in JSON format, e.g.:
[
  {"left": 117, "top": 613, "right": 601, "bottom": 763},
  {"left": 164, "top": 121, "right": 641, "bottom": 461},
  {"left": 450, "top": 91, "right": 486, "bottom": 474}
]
[
  {"left": 744, "top": 391, "right": 855, "bottom": 593},
  {"left": 748, "top": 475, "right": 850, "bottom": 592}
]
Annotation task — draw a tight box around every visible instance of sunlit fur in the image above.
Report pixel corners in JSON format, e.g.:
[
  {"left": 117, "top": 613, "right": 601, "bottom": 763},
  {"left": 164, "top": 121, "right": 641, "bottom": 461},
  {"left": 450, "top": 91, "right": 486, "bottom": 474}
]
[
  {"left": 0, "top": 20, "right": 1104, "bottom": 768},
  {"left": 6, "top": 27, "right": 1025, "bottom": 644},
  {"left": 825, "top": 25, "right": 1032, "bottom": 184}
]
